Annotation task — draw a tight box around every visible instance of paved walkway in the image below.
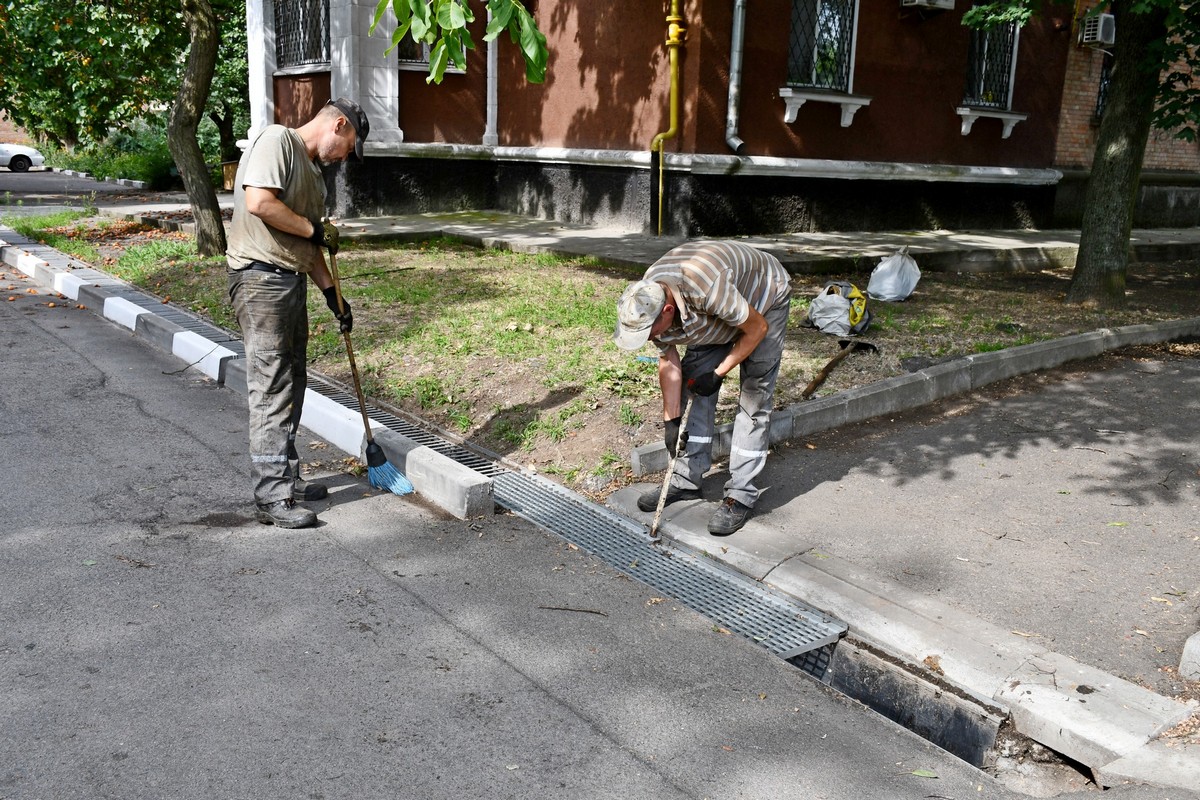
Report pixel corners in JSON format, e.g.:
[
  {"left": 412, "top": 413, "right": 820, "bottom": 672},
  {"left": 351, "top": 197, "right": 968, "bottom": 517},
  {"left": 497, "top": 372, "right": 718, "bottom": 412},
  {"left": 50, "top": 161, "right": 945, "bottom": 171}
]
[{"left": 4, "top": 184, "right": 1199, "bottom": 794}]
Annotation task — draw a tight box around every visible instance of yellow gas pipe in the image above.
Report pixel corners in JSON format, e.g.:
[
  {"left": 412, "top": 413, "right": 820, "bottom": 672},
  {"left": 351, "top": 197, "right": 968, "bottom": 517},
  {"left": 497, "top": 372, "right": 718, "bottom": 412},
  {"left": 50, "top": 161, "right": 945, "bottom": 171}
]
[{"left": 651, "top": 1, "right": 685, "bottom": 236}]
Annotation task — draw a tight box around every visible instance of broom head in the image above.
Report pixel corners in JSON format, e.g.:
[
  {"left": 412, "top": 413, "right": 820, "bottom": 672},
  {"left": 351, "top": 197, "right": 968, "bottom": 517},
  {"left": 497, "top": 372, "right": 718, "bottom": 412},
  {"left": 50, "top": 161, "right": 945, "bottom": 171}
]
[{"left": 365, "top": 441, "right": 414, "bottom": 495}]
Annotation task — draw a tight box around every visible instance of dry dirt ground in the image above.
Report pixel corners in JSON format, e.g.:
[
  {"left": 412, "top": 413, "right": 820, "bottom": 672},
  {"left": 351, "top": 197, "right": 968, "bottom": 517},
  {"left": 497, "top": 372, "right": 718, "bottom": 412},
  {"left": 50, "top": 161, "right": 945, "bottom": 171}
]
[{"left": 47, "top": 217, "right": 1200, "bottom": 504}]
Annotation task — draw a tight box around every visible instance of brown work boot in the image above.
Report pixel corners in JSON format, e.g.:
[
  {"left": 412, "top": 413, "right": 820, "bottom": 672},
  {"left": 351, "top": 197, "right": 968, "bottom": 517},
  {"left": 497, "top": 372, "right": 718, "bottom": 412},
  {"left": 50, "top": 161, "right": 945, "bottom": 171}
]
[{"left": 256, "top": 498, "right": 317, "bottom": 529}]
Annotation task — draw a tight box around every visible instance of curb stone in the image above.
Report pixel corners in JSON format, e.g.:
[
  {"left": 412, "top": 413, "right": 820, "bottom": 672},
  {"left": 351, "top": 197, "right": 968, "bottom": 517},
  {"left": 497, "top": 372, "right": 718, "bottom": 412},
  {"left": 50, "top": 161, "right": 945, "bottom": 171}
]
[{"left": 0, "top": 225, "right": 492, "bottom": 520}]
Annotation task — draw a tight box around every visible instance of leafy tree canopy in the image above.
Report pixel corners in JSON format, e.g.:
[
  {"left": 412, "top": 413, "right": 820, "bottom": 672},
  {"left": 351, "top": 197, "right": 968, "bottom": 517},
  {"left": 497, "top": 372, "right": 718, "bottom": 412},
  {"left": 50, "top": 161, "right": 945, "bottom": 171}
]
[{"left": 0, "top": 1, "right": 189, "bottom": 147}]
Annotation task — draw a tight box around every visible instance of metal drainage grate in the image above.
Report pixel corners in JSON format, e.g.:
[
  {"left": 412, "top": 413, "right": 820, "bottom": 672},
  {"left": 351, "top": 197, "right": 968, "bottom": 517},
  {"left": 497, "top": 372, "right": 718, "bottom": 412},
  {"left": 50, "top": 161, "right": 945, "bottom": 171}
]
[{"left": 307, "top": 377, "right": 847, "bottom": 671}]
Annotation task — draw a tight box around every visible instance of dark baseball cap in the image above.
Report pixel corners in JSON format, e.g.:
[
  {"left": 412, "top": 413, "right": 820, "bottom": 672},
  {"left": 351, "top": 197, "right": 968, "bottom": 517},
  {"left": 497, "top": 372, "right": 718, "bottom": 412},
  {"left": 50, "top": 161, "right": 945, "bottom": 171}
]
[{"left": 327, "top": 97, "right": 370, "bottom": 161}]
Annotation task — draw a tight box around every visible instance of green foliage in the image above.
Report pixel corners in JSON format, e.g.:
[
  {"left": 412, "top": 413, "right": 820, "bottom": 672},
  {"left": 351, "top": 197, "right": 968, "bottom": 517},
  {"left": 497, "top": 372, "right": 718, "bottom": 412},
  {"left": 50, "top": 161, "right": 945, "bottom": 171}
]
[
  {"left": 45, "top": 118, "right": 181, "bottom": 189},
  {"left": 371, "top": 0, "right": 547, "bottom": 84},
  {"left": 0, "top": 0, "right": 189, "bottom": 147}
]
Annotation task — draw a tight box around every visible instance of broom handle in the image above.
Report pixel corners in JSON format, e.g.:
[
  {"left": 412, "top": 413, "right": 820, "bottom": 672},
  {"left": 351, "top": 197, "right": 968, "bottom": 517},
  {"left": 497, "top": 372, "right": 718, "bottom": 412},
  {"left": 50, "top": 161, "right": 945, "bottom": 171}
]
[{"left": 327, "top": 250, "right": 375, "bottom": 440}]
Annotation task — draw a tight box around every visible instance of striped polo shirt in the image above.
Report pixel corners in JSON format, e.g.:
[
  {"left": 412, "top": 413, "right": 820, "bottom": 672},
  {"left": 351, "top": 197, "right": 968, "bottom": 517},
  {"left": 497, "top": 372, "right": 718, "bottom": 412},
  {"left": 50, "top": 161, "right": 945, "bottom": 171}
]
[{"left": 645, "top": 241, "right": 792, "bottom": 350}]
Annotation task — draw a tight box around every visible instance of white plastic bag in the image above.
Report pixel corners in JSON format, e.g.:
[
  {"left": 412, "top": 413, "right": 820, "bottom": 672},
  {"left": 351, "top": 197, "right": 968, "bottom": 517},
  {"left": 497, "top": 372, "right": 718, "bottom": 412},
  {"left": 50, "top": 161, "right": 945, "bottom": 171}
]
[
  {"left": 867, "top": 247, "right": 921, "bottom": 302},
  {"left": 807, "top": 289, "right": 852, "bottom": 336}
]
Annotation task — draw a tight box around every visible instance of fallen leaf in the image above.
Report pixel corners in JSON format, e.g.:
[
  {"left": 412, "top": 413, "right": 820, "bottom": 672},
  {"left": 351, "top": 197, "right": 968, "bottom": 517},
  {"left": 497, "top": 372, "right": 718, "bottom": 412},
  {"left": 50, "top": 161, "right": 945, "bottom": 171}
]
[
  {"left": 758, "top": 692, "right": 767, "bottom": 700},
  {"left": 1151, "top": 597, "right": 1173, "bottom": 605},
  {"left": 721, "top": 745, "right": 734, "bottom": 752},
  {"left": 1107, "top": 521, "right": 1128, "bottom": 527},
  {"left": 910, "top": 768, "right": 939, "bottom": 778},
  {"left": 82, "top": 559, "right": 97, "bottom": 566},
  {"left": 1134, "top": 629, "right": 1151, "bottom": 637}
]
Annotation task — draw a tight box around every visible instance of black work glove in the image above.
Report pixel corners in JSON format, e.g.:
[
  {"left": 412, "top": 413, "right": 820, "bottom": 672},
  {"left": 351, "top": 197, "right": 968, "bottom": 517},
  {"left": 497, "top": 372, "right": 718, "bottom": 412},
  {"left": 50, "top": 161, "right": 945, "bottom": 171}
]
[
  {"left": 664, "top": 416, "right": 689, "bottom": 458},
  {"left": 686, "top": 370, "right": 724, "bottom": 397},
  {"left": 322, "top": 286, "right": 353, "bottom": 333},
  {"left": 309, "top": 217, "right": 340, "bottom": 255}
]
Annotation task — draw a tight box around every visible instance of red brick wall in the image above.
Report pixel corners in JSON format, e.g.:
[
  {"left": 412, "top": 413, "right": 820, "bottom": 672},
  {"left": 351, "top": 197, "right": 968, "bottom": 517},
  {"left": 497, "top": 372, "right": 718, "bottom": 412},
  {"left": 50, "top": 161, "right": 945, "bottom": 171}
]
[{"left": 1053, "top": 2, "right": 1199, "bottom": 172}]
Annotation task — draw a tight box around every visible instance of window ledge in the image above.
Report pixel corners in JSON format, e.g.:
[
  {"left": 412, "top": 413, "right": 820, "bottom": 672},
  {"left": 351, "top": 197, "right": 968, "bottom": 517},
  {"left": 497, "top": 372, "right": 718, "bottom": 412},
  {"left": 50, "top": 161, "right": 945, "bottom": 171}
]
[
  {"left": 956, "top": 107, "right": 1027, "bottom": 138},
  {"left": 780, "top": 88, "right": 872, "bottom": 127}
]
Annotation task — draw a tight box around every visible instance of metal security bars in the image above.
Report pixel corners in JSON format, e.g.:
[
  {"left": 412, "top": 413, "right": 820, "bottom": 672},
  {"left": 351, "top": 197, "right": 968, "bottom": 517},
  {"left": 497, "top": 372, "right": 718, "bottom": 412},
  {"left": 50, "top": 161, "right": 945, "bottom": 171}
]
[
  {"left": 962, "top": 20, "right": 1019, "bottom": 109},
  {"left": 787, "top": 0, "right": 858, "bottom": 91},
  {"left": 274, "top": 0, "right": 330, "bottom": 69}
]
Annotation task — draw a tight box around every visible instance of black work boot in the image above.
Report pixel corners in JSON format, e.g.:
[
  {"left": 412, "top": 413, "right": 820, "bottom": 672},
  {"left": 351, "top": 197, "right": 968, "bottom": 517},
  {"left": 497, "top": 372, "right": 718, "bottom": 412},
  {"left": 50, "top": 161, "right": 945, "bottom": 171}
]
[
  {"left": 707, "top": 497, "right": 752, "bottom": 536},
  {"left": 256, "top": 498, "right": 318, "bottom": 529},
  {"left": 293, "top": 479, "right": 328, "bottom": 501},
  {"left": 637, "top": 485, "right": 702, "bottom": 512}
]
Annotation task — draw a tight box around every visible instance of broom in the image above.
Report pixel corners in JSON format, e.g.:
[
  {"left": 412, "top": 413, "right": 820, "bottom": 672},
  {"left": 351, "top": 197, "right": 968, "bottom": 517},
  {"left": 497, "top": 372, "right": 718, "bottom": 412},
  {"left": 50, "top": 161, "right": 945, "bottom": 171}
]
[{"left": 327, "top": 249, "right": 414, "bottom": 496}]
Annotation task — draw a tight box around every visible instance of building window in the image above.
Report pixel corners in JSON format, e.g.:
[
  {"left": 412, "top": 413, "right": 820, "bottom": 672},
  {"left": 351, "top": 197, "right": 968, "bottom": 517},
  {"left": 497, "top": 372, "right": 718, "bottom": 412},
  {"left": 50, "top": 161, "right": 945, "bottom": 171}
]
[
  {"left": 274, "top": 0, "right": 330, "bottom": 69},
  {"left": 787, "top": 0, "right": 859, "bottom": 92},
  {"left": 396, "top": 37, "right": 432, "bottom": 68},
  {"left": 962, "top": 19, "right": 1019, "bottom": 109}
]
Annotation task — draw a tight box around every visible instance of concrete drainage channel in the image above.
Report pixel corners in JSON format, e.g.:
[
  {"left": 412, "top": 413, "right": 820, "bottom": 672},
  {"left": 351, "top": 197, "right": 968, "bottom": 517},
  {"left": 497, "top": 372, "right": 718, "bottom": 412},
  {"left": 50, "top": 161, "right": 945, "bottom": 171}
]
[{"left": 307, "top": 376, "right": 1079, "bottom": 792}]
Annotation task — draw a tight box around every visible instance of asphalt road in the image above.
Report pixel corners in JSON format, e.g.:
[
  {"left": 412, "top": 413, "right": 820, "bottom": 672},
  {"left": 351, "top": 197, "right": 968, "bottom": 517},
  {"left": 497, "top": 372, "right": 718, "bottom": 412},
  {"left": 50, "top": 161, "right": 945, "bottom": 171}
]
[
  {"left": 0, "top": 168, "right": 187, "bottom": 216},
  {"left": 0, "top": 252, "right": 1035, "bottom": 800}
]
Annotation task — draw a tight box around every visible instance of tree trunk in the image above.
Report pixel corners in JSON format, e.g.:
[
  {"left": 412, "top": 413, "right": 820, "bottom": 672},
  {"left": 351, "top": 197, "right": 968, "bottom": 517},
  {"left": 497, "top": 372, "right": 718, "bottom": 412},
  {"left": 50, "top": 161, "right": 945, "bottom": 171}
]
[
  {"left": 1066, "top": 2, "right": 1169, "bottom": 309},
  {"left": 167, "top": 0, "right": 225, "bottom": 257}
]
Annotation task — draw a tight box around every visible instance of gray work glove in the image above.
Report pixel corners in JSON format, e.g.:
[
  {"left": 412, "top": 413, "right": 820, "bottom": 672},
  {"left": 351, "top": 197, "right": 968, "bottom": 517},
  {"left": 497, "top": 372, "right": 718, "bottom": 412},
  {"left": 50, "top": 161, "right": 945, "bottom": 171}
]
[
  {"left": 322, "top": 286, "right": 353, "bottom": 333},
  {"left": 309, "top": 217, "right": 340, "bottom": 255}
]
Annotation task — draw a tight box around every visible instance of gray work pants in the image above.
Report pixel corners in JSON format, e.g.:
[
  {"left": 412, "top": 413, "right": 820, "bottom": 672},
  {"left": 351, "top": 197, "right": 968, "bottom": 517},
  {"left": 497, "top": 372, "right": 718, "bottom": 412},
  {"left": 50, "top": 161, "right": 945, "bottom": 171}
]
[
  {"left": 670, "top": 295, "right": 791, "bottom": 508},
  {"left": 228, "top": 267, "right": 309, "bottom": 505}
]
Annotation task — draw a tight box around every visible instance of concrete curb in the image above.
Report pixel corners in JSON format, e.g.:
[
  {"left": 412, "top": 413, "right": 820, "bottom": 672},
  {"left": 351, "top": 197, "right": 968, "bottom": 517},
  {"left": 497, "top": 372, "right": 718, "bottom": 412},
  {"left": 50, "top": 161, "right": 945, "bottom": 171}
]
[
  {"left": 631, "top": 321, "right": 1200, "bottom": 475},
  {"left": 606, "top": 486, "right": 1200, "bottom": 790},
  {"left": 0, "top": 226, "right": 492, "bottom": 520}
]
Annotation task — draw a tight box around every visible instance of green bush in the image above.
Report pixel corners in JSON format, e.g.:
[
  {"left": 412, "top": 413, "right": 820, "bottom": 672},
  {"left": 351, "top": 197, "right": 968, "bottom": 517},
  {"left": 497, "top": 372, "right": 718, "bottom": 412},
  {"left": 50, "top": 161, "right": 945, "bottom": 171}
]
[{"left": 42, "top": 115, "right": 216, "bottom": 191}]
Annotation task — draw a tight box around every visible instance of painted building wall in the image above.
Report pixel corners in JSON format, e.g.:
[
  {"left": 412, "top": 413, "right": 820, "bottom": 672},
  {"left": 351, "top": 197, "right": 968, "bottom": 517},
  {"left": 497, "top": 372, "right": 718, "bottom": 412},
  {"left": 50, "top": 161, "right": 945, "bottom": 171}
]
[
  {"left": 392, "top": 0, "right": 1072, "bottom": 167},
  {"left": 695, "top": 1, "right": 1071, "bottom": 166}
]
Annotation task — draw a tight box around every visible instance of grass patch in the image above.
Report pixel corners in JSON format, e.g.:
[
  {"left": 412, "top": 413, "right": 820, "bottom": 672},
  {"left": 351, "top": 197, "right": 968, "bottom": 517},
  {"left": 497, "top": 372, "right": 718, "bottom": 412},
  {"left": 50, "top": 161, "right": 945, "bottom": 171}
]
[{"left": 12, "top": 216, "right": 1200, "bottom": 496}]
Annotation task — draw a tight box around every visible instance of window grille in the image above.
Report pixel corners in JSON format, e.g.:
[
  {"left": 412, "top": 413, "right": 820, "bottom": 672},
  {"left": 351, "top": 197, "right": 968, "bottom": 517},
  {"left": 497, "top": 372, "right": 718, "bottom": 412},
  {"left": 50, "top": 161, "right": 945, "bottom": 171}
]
[
  {"left": 274, "top": 0, "right": 330, "bottom": 69},
  {"left": 962, "top": 19, "right": 1018, "bottom": 109},
  {"left": 787, "top": 0, "right": 857, "bottom": 91},
  {"left": 396, "top": 37, "right": 432, "bottom": 66},
  {"left": 1094, "top": 57, "right": 1111, "bottom": 120}
]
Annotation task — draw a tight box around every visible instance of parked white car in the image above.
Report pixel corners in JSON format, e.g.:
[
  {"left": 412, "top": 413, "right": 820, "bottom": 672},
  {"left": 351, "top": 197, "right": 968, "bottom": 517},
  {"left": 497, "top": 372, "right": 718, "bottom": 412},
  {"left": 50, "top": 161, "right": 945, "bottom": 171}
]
[{"left": 0, "top": 143, "right": 45, "bottom": 172}]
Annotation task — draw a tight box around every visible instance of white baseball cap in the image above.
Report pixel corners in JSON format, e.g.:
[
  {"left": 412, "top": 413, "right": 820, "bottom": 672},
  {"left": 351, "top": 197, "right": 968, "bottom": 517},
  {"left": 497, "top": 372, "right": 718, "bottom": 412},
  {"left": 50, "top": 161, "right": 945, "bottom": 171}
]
[{"left": 613, "top": 280, "right": 666, "bottom": 351}]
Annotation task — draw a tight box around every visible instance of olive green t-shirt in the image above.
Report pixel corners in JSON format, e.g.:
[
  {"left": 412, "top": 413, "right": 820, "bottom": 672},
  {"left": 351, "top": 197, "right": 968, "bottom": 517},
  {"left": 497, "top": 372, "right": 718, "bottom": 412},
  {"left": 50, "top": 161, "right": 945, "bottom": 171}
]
[{"left": 225, "top": 125, "right": 326, "bottom": 274}]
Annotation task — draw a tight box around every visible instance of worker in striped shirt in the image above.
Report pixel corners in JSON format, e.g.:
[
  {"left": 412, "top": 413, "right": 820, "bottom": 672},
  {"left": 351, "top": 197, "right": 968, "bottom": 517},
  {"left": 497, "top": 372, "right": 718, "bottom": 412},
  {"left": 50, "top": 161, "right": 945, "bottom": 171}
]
[{"left": 613, "top": 240, "right": 792, "bottom": 535}]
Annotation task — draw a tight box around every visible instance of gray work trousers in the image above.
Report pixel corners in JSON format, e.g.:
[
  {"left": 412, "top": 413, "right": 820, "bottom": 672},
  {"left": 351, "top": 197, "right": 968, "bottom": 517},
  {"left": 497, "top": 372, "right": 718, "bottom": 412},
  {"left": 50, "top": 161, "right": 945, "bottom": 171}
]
[
  {"left": 228, "top": 267, "right": 309, "bottom": 505},
  {"left": 670, "top": 295, "right": 791, "bottom": 508}
]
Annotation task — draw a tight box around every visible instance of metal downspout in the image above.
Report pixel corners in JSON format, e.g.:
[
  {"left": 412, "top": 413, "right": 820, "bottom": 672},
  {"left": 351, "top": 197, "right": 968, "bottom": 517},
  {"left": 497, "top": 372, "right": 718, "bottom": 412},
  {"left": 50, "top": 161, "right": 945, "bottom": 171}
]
[
  {"left": 650, "top": 0, "right": 686, "bottom": 236},
  {"left": 483, "top": 8, "right": 499, "bottom": 146},
  {"left": 725, "top": 0, "right": 747, "bottom": 153}
]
